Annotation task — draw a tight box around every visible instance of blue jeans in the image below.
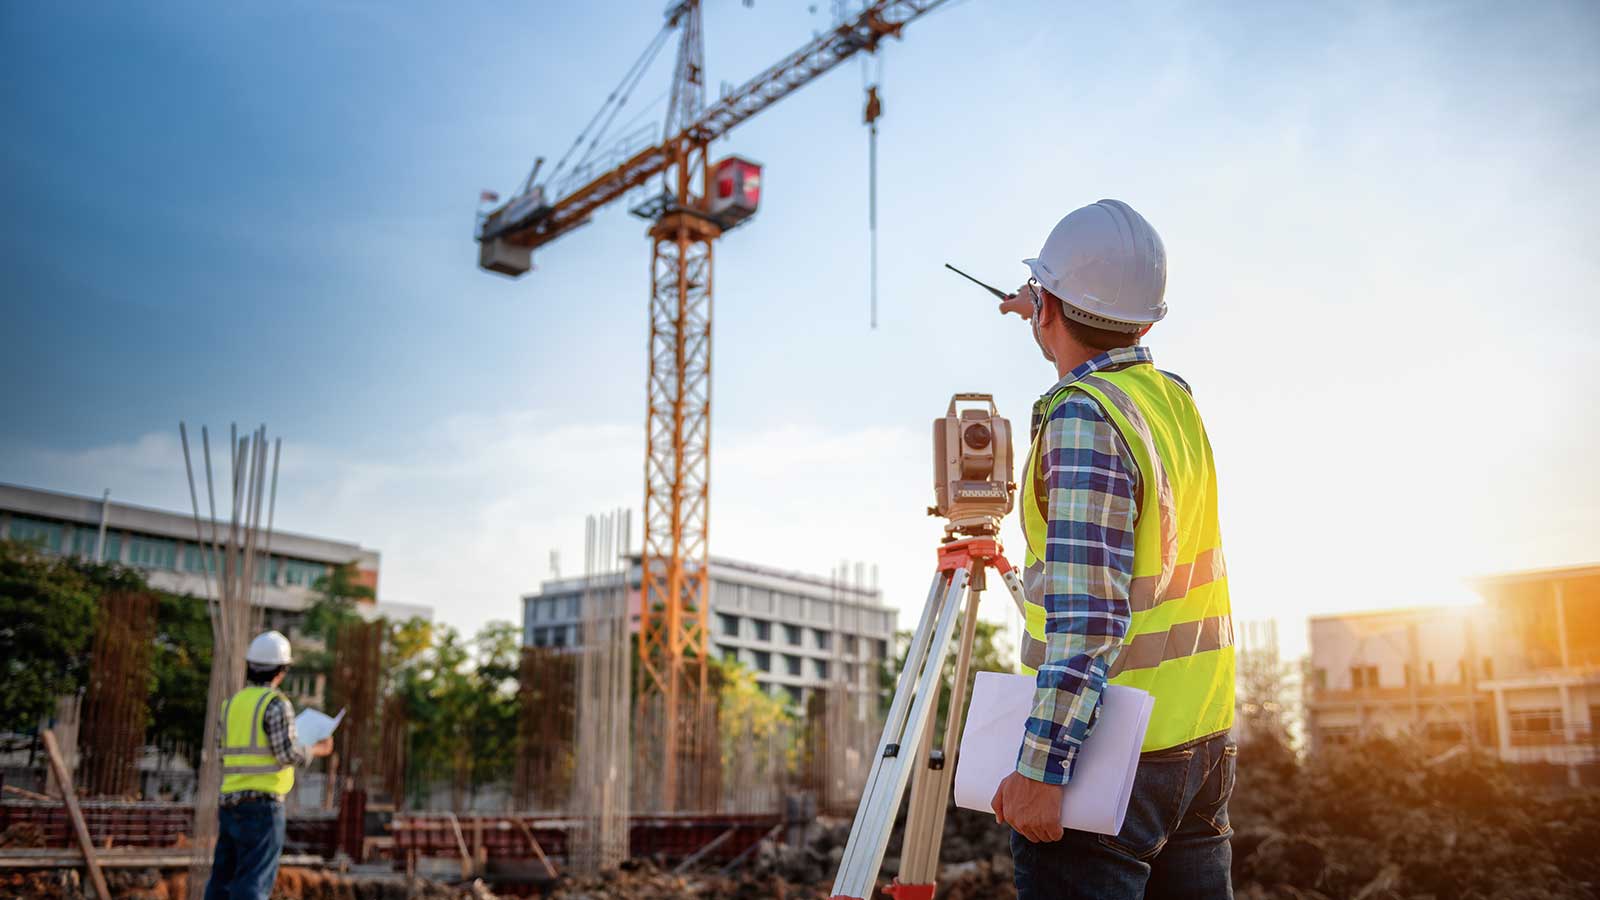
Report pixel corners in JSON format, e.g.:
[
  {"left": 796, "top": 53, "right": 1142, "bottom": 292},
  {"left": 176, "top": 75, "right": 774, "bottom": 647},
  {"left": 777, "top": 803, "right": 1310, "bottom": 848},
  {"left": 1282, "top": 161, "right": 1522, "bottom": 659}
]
[
  {"left": 204, "top": 800, "right": 286, "bottom": 900},
  {"left": 1013, "top": 732, "right": 1236, "bottom": 900}
]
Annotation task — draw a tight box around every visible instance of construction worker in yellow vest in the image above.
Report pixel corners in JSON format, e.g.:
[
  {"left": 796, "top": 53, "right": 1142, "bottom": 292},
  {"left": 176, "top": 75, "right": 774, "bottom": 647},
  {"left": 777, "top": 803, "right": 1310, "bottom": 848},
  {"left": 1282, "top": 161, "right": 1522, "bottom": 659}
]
[
  {"left": 204, "top": 631, "right": 332, "bottom": 900},
  {"left": 990, "top": 200, "right": 1236, "bottom": 900}
]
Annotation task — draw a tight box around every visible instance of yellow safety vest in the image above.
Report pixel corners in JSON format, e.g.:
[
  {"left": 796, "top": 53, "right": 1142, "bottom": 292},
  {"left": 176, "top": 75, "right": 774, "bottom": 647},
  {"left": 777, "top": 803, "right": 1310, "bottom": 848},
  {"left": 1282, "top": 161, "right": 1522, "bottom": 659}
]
[
  {"left": 1020, "top": 361, "right": 1234, "bottom": 751},
  {"left": 219, "top": 685, "right": 295, "bottom": 796}
]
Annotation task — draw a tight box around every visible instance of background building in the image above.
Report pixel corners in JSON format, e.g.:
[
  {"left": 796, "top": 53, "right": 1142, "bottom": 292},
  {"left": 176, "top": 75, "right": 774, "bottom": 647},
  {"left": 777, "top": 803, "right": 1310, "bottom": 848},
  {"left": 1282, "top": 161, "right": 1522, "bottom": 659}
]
[
  {"left": 1472, "top": 564, "right": 1600, "bottom": 785},
  {"left": 523, "top": 554, "right": 895, "bottom": 708},
  {"left": 1306, "top": 563, "right": 1599, "bottom": 785},
  {"left": 1305, "top": 606, "right": 1495, "bottom": 753},
  {"left": 0, "top": 482, "right": 389, "bottom": 639}
]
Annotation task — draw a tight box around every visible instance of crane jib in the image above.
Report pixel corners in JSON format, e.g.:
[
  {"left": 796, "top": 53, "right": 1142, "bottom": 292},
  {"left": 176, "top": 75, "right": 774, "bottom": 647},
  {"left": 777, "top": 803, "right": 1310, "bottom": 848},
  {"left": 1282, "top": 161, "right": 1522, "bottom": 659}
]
[{"left": 477, "top": 0, "right": 950, "bottom": 257}]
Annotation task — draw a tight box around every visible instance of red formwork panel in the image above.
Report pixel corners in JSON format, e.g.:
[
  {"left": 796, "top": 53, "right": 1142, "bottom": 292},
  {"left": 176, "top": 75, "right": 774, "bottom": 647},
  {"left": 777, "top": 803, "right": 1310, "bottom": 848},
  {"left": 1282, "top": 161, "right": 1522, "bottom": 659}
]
[
  {"left": 0, "top": 800, "right": 338, "bottom": 857},
  {"left": 390, "top": 815, "right": 571, "bottom": 863},
  {"left": 388, "top": 813, "right": 780, "bottom": 867}
]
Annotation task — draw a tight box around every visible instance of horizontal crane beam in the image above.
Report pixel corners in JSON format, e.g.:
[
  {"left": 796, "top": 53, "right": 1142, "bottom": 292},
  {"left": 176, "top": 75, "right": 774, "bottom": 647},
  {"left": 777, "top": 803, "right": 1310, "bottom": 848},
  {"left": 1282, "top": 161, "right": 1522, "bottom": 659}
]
[{"left": 478, "top": 0, "right": 949, "bottom": 257}]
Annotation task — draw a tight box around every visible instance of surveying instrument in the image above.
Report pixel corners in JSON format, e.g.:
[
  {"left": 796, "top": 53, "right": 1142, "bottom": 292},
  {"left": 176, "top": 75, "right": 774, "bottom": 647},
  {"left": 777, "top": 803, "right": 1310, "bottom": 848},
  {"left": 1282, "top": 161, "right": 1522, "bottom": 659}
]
[{"left": 830, "top": 393, "right": 1034, "bottom": 900}]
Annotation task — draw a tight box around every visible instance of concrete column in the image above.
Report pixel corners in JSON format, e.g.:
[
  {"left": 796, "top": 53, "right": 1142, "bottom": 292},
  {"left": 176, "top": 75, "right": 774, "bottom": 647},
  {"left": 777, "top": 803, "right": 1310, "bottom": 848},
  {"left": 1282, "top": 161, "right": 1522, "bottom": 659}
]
[
  {"left": 1494, "top": 687, "right": 1511, "bottom": 761},
  {"left": 1555, "top": 581, "right": 1580, "bottom": 787}
]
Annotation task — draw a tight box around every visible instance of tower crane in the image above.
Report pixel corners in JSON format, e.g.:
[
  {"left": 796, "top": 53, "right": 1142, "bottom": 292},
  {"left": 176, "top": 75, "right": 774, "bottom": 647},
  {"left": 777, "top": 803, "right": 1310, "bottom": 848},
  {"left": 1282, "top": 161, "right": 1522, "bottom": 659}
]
[{"left": 475, "top": 0, "right": 951, "bottom": 810}]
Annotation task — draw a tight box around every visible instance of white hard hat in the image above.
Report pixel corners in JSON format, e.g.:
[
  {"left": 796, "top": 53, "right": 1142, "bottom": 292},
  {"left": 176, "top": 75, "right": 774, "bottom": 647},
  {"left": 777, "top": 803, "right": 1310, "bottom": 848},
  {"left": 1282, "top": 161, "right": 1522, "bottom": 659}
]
[
  {"left": 1023, "top": 199, "right": 1167, "bottom": 334},
  {"left": 245, "top": 631, "right": 293, "bottom": 666}
]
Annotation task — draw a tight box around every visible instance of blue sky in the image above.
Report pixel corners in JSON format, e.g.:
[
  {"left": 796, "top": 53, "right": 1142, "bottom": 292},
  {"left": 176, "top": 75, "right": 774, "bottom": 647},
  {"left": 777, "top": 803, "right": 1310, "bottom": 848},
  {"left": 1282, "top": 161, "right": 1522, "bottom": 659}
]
[{"left": 4, "top": 1, "right": 1597, "bottom": 656}]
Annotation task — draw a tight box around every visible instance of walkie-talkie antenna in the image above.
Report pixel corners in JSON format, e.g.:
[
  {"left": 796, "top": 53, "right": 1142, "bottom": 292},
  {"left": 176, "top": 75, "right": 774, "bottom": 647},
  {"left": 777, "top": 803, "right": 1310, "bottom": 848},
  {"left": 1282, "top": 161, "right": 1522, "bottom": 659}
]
[{"left": 943, "top": 263, "right": 1009, "bottom": 300}]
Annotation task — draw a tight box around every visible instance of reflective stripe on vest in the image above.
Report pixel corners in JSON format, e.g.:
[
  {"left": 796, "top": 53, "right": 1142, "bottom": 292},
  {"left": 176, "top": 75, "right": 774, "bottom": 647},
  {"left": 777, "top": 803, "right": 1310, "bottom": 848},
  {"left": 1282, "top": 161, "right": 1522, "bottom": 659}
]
[
  {"left": 219, "top": 686, "right": 295, "bottom": 796},
  {"left": 1019, "top": 362, "right": 1234, "bottom": 752}
]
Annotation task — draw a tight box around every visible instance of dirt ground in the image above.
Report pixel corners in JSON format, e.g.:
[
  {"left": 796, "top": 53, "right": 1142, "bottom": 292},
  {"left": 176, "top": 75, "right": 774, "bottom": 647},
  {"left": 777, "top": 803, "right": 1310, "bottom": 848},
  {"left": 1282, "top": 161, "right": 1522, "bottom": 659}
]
[{"left": 8, "top": 739, "right": 1596, "bottom": 899}]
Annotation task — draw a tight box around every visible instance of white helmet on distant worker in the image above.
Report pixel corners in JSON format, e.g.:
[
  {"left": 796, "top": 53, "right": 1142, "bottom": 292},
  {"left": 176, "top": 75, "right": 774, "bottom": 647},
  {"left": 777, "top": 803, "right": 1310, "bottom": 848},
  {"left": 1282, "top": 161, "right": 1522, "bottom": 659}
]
[
  {"left": 245, "top": 630, "right": 293, "bottom": 666},
  {"left": 1023, "top": 199, "right": 1167, "bottom": 334}
]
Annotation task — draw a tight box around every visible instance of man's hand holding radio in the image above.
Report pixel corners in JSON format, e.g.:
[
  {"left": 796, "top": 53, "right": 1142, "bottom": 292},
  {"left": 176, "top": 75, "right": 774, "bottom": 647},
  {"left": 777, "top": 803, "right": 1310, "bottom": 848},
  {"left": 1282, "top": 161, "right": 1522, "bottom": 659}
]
[{"left": 998, "top": 283, "right": 1033, "bottom": 320}]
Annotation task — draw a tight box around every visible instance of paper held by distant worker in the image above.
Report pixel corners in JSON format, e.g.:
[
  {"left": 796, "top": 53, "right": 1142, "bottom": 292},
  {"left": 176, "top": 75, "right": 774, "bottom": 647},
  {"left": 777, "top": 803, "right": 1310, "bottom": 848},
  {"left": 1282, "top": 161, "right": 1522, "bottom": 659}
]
[
  {"left": 953, "top": 673, "right": 1154, "bottom": 836},
  {"left": 295, "top": 707, "right": 345, "bottom": 748}
]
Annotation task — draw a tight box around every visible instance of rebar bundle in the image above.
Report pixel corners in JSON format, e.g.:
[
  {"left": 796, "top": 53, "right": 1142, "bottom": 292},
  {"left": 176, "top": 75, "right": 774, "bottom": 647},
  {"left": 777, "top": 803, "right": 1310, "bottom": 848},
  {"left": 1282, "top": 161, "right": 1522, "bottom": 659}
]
[
  {"left": 570, "top": 510, "right": 632, "bottom": 872},
  {"left": 79, "top": 591, "right": 158, "bottom": 798},
  {"left": 514, "top": 647, "right": 576, "bottom": 810},
  {"left": 378, "top": 691, "right": 408, "bottom": 808},
  {"left": 328, "top": 619, "right": 383, "bottom": 793},
  {"left": 177, "top": 424, "right": 281, "bottom": 900}
]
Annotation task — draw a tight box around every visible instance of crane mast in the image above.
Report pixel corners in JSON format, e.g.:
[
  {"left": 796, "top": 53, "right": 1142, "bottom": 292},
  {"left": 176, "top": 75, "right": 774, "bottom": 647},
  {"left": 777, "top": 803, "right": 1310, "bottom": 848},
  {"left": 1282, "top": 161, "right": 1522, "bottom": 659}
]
[{"left": 476, "top": 0, "right": 950, "bottom": 812}]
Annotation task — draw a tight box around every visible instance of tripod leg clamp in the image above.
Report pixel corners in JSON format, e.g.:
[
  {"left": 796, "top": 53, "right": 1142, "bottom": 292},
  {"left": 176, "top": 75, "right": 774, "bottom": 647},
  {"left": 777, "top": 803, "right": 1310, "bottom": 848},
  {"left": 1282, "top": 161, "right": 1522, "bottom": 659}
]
[{"left": 882, "top": 880, "right": 937, "bottom": 900}]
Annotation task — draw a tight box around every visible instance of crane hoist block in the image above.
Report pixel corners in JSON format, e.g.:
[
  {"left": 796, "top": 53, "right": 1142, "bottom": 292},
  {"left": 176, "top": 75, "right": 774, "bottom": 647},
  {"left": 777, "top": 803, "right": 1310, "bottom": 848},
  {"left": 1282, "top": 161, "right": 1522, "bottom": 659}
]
[
  {"left": 707, "top": 156, "right": 762, "bottom": 230},
  {"left": 479, "top": 236, "right": 533, "bottom": 277}
]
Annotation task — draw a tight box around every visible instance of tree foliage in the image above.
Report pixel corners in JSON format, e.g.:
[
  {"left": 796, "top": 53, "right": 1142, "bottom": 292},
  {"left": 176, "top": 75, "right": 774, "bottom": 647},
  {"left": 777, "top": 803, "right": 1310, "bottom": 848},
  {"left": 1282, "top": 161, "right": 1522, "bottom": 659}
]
[
  {"left": 148, "top": 592, "right": 213, "bottom": 767},
  {"left": 0, "top": 541, "right": 99, "bottom": 734},
  {"left": 887, "top": 618, "right": 1015, "bottom": 737}
]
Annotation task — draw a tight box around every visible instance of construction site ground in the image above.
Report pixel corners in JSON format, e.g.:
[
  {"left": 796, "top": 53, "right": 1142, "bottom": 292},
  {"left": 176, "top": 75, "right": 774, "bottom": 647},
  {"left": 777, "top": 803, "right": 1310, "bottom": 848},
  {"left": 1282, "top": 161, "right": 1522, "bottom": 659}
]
[{"left": 5, "top": 737, "right": 1598, "bottom": 900}]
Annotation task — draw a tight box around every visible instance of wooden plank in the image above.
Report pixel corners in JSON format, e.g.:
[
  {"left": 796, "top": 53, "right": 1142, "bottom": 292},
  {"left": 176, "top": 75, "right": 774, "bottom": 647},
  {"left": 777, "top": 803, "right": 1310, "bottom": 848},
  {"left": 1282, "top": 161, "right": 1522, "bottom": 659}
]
[
  {"left": 511, "top": 818, "right": 559, "bottom": 881},
  {"left": 41, "top": 730, "right": 111, "bottom": 900},
  {"left": 0, "top": 850, "right": 324, "bottom": 870},
  {"left": 673, "top": 826, "right": 737, "bottom": 874},
  {"left": 445, "top": 813, "right": 473, "bottom": 879},
  {"left": 2, "top": 784, "right": 53, "bottom": 802}
]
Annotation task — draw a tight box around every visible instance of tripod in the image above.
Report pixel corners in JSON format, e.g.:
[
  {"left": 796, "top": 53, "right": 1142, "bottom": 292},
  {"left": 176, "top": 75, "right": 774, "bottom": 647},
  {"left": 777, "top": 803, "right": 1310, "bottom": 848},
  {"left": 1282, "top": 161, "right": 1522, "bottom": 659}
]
[{"left": 830, "top": 530, "right": 1031, "bottom": 900}]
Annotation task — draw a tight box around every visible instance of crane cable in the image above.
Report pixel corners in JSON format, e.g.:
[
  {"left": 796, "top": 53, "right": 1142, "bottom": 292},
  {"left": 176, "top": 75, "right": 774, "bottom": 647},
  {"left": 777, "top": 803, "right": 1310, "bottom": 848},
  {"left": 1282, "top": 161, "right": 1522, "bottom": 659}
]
[
  {"left": 863, "top": 45, "right": 884, "bottom": 329},
  {"left": 539, "top": 22, "right": 675, "bottom": 195}
]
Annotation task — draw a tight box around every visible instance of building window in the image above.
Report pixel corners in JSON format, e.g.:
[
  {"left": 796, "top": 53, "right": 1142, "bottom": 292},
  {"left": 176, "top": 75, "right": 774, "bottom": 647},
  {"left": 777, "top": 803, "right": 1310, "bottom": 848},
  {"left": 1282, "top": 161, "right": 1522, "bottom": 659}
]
[
  {"left": 70, "top": 527, "right": 101, "bottom": 559},
  {"left": 1424, "top": 721, "right": 1463, "bottom": 742},
  {"left": 126, "top": 536, "right": 177, "bottom": 570},
  {"left": 722, "top": 645, "right": 739, "bottom": 664},
  {"left": 1350, "top": 665, "right": 1378, "bottom": 690},
  {"left": 185, "top": 545, "right": 219, "bottom": 574},
  {"left": 784, "top": 685, "right": 803, "bottom": 706},
  {"left": 782, "top": 623, "right": 802, "bottom": 646},
  {"left": 532, "top": 627, "right": 549, "bottom": 646},
  {"left": 846, "top": 662, "right": 858, "bottom": 684},
  {"left": 566, "top": 595, "right": 580, "bottom": 617},
  {"left": 283, "top": 559, "right": 327, "bottom": 587},
  {"left": 814, "top": 658, "right": 830, "bottom": 680},
  {"left": 813, "top": 629, "right": 832, "bottom": 651},
  {"left": 785, "top": 654, "right": 801, "bottom": 677},
  {"left": 753, "top": 619, "right": 772, "bottom": 642},
  {"left": 753, "top": 650, "right": 772, "bottom": 672},
  {"left": 69, "top": 527, "right": 123, "bottom": 562},
  {"left": 1509, "top": 708, "right": 1563, "bottom": 746},
  {"left": 1321, "top": 725, "right": 1359, "bottom": 747},
  {"left": 874, "top": 639, "right": 888, "bottom": 659},
  {"left": 551, "top": 627, "right": 568, "bottom": 648},
  {"left": 845, "top": 635, "right": 859, "bottom": 656},
  {"left": 719, "top": 613, "right": 740, "bottom": 638},
  {"left": 9, "top": 517, "right": 64, "bottom": 554}
]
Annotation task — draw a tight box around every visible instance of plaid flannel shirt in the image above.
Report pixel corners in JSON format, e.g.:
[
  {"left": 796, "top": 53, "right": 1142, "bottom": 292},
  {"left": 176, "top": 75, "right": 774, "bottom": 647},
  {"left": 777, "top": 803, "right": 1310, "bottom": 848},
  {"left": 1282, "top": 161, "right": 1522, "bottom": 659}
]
[
  {"left": 219, "top": 691, "right": 310, "bottom": 806},
  {"left": 1015, "top": 346, "right": 1158, "bottom": 785}
]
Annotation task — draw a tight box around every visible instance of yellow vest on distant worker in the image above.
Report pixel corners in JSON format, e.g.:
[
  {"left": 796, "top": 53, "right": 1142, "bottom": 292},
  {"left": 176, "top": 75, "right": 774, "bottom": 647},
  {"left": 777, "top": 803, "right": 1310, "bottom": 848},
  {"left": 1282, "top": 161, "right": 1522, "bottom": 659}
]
[
  {"left": 1020, "top": 361, "right": 1234, "bottom": 752},
  {"left": 219, "top": 686, "right": 295, "bottom": 796}
]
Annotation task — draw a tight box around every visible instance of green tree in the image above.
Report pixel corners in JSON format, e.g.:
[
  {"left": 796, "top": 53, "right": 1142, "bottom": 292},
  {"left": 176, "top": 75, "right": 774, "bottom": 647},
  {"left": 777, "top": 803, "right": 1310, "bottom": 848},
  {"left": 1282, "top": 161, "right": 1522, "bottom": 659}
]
[
  {"left": 467, "top": 621, "right": 521, "bottom": 790},
  {"left": 887, "top": 618, "right": 1014, "bottom": 736},
  {"left": 303, "top": 561, "right": 373, "bottom": 641},
  {"left": 147, "top": 592, "right": 214, "bottom": 767},
  {"left": 0, "top": 541, "right": 98, "bottom": 735}
]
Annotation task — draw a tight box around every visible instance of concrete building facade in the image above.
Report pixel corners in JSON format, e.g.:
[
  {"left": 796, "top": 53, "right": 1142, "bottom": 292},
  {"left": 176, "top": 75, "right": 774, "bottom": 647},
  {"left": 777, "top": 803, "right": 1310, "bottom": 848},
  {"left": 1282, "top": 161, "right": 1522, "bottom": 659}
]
[
  {"left": 522, "top": 555, "right": 896, "bottom": 708},
  {"left": 1306, "top": 563, "right": 1599, "bottom": 785},
  {"left": 0, "top": 482, "right": 389, "bottom": 651},
  {"left": 1472, "top": 564, "right": 1600, "bottom": 783}
]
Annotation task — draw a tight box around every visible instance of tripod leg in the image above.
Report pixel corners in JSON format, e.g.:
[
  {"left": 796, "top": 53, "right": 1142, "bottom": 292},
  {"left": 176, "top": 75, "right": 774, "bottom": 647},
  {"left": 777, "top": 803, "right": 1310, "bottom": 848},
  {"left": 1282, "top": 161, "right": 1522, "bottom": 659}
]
[
  {"left": 831, "top": 566, "right": 971, "bottom": 899},
  {"left": 896, "top": 564, "right": 986, "bottom": 895}
]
